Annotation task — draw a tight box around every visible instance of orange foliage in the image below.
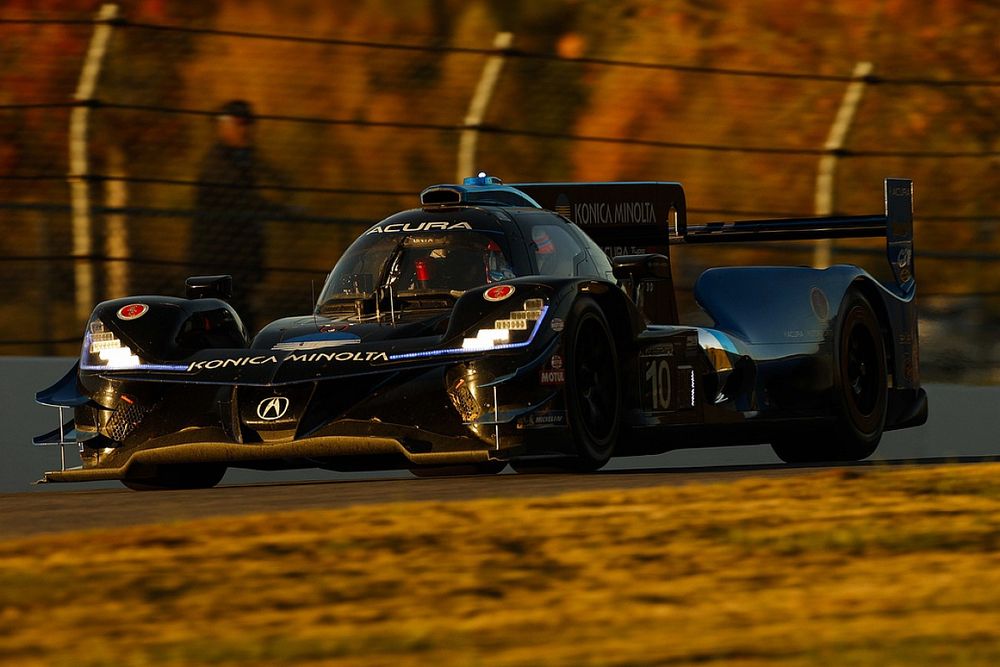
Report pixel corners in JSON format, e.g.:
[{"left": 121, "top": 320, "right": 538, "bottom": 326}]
[{"left": 0, "top": 0, "right": 997, "bottom": 350}]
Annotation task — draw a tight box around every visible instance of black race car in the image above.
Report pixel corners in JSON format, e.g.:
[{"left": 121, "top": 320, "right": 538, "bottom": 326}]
[{"left": 35, "top": 174, "right": 927, "bottom": 489}]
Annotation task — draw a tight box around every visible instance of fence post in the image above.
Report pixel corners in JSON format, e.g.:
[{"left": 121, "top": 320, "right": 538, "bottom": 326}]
[
  {"left": 457, "top": 31, "right": 513, "bottom": 182},
  {"left": 69, "top": 3, "right": 119, "bottom": 325},
  {"left": 104, "top": 146, "right": 129, "bottom": 298},
  {"left": 813, "top": 61, "right": 873, "bottom": 268}
]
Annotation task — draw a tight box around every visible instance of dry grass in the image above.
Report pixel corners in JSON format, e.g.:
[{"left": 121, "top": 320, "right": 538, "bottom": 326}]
[{"left": 2, "top": 464, "right": 1000, "bottom": 666}]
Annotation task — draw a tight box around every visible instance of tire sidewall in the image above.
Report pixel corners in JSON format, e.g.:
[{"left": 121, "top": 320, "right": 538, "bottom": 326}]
[
  {"left": 564, "top": 298, "right": 621, "bottom": 467},
  {"left": 834, "top": 290, "right": 887, "bottom": 444}
]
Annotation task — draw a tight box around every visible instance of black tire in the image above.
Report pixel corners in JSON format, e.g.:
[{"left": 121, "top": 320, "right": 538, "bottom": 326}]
[
  {"left": 121, "top": 463, "right": 227, "bottom": 491},
  {"left": 562, "top": 298, "right": 622, "bottom": 470},
  {"left": 772, "top": 289, "right": 887, "bottom": 463},
  {"left": 409, "top": 461, "right": 508, "bottom": 477}
]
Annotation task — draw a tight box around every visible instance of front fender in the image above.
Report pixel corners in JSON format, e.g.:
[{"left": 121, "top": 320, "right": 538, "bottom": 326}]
[
  {"left": 89, "top": 296, "right": 248, "bottom": 363},
  {"left": 442, "top": 277, "right": 579, "bottom": 347}
]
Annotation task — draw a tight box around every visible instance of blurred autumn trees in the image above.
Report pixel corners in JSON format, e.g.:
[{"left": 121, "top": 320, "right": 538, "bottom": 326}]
[{"left": 0, "top": 0, "right": 997, "bottom": 374}]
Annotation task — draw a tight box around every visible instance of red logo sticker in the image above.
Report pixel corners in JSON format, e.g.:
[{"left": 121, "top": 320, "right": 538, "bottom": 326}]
[
  {"left": 484, "top": 285, "right": 515, "bottom": 302},
  {"left": 117, "top": 303, "right": 149, "bottom": 321}
]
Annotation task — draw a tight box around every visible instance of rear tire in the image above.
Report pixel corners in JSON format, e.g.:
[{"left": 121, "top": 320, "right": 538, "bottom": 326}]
[
  {"left": 772, "top": 289, "right": 887, "bottom": 463},
  {"left": 121, "top": 463, "right": 227, "bottom": 491}
]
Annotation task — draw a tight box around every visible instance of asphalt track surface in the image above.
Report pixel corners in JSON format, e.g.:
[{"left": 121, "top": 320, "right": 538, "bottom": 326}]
[{"left": 3, "top": 456, "right": 999, "bottom": 539}]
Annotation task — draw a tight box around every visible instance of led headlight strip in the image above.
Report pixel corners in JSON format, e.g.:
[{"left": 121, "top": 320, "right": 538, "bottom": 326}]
[
  {"left": 82, "top": 320, "right": 141, "bottom": 370},
  {"left": 463, "top": 298, "right": 544, "bottom": 350},
  {"left": 389, "top": 301, "right": 548, "bottom": 361},
  {"left": 80, "top": 320, "right": 187, "bottom": 372}
]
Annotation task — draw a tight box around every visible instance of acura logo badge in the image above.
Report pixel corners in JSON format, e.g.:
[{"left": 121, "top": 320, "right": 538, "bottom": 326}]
[{"left": 257, "top": 396, "right": 290, "bottom": 421}]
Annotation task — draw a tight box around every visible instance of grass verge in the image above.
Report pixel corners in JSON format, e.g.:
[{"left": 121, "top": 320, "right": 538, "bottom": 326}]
[{"left": 2, "top": 463, "right": 999, "bottom": 666}]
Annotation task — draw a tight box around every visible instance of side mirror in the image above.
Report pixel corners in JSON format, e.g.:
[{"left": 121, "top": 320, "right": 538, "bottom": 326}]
[
  {"left": 612, "top": 254, "right": 674, "bottom": 321},
  {"left": 185, "top": 275, "right": 233, "bottom": 300},
  {"left": 611, "top": 254, "right": 671, "bottom": 281}
]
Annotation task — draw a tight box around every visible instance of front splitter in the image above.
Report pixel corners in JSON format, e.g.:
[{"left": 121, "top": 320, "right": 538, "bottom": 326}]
[{"left": 43, "top": 435, "right": 502, "bottom": 483}]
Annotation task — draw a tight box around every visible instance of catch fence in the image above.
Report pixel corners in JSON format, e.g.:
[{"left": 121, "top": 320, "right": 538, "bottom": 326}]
[{"left": 1, "top": 6, "right": 997, "bottom": 380}]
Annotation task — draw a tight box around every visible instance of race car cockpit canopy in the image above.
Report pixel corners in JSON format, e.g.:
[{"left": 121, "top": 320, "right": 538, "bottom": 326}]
[{"left": 316, "top": 228, "right": 516, "bottom": 312}]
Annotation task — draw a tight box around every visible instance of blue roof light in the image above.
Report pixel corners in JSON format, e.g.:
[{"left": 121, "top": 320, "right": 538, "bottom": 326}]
[
  {"left": 463, "top": 173, "right": 504, "bottom": 186},
  {"left": 420, "top": 175, "right": 541, "bottom": 208}
]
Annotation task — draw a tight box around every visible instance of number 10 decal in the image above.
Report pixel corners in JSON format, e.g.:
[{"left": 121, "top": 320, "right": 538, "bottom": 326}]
[{"left": 643, "top": 358, "right": 672, "bottom": 412}]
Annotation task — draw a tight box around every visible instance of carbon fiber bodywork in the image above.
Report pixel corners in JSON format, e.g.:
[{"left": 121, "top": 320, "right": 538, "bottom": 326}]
[{"left": 35, "top": 177, "right": 926, "bottom": 486}]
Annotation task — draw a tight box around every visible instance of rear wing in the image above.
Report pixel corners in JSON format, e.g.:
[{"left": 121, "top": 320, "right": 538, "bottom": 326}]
[
  {"left": 682, "top": 178, "right": 914, "bottom": 290},
  {"left": 515, "top": 178, "right": 914, "bottom": 290}
]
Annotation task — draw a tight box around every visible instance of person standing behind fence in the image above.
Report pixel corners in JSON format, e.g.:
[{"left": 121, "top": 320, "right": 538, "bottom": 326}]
[{"left": 190, "top": 99, "right": 290, "bottom": 333}]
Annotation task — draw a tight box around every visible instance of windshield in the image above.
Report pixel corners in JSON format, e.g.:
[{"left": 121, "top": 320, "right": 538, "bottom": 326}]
[{"left": 317, "top": 231, "right": 516, "bottom": 312}]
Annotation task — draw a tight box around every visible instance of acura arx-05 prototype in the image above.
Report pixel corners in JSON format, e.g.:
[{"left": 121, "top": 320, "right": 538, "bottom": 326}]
[{"left": 35, "top": 174, "right": 927, "bottom": 489}]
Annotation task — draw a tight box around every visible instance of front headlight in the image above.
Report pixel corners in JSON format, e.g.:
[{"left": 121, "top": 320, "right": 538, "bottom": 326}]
[
  {"left": 82, "top": 320, "right": 142, "bottom": 370},
  {"left": 389, "top": 299, "right": 549, "bottom": 361},
  {"left": 462, "top": 298, "right": 545, "bottom": 350}
]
